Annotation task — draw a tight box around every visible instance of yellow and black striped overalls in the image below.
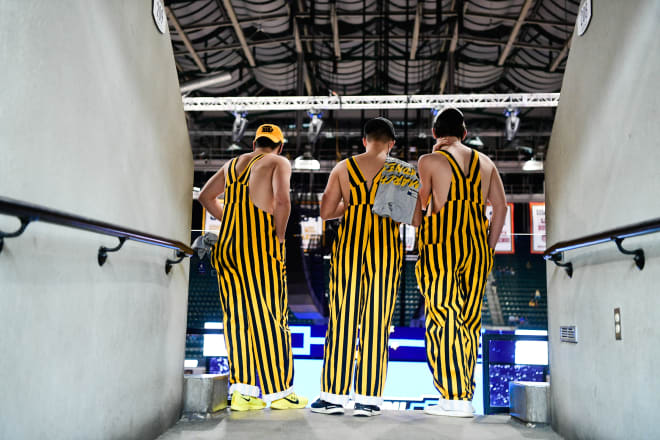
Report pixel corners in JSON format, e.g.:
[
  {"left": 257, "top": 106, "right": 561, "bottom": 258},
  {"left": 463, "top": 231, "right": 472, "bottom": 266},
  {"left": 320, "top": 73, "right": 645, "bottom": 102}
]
[
  {"left": 320, "top": 157, "right": 403, "bottom": 406},
  {"left": 212, "top": 154, "right": 294, "bottom": 402},
  {"left": 415, "top": 149, "right": 494, "bottom": 401}
]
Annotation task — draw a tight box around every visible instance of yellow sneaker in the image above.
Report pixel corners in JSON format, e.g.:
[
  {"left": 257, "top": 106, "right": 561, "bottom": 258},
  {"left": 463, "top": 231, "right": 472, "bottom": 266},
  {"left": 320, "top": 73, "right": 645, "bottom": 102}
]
[
  {"left": 230, "top": 391, "right": 266, "bottom": 411},
  {"left": 270, "top": 392, "right": 308, "bottom": 410}
]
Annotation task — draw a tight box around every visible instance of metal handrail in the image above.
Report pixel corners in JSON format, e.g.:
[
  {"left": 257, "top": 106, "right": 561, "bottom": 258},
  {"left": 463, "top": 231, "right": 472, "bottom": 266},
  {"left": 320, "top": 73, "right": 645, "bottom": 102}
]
[
  {"left": 0, "top": 195, "right": 193, "bottom": 274},
  {"left": 544, "top": 217, "right": 660, "bottom": 277}
]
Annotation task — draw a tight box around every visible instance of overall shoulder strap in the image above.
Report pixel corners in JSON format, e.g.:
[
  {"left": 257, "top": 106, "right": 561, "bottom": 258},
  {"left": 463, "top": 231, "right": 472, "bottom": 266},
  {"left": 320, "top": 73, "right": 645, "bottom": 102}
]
[
  {"left": 346, "top": 157, "right": 366, "bottom": 187},
  {"left": 237, "top": 154, "right": 265, "bottom": 184}
]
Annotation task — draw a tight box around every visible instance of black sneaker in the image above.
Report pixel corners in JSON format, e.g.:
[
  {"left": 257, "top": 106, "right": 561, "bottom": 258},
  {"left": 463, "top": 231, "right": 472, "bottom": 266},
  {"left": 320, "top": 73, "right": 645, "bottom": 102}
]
[
  {"left": 353, "top": 402, "right": 381, "bottom": 417},
  {"left": 310, "top": 398, "right": 344, "bottom": 415}
]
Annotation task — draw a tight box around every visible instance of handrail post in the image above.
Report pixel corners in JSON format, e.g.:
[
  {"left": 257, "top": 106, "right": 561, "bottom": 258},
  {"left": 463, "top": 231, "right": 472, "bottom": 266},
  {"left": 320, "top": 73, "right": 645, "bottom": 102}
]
[
  {"left": 0, "top": 217, "right": 31, "bottom": 255},
  {"left": 614, "top": 238, "right": 645, "bottom": 270},
  {"left": 166, "top": 251, "right": 186, "bottom": 275},
  {"left": 98, "top": 237, "right": 127, "bottom": 266},
  {"left": 549, "top": 252, "right": 573, "bottom": 278}
]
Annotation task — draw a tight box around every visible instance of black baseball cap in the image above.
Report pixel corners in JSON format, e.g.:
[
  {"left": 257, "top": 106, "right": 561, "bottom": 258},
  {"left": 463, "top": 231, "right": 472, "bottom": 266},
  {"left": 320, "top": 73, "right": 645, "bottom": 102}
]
[{"left": 363, "top": 117, "right": 396, "bottom": 140}]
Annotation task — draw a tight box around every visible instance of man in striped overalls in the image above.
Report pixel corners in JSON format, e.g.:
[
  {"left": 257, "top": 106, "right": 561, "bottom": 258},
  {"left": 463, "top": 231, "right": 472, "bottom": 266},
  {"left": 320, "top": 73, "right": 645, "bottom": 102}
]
[
  {"left": 414, "top": 108, "right": 507, "bottom": 417},
  {"left": 312, "top": 118, "right": 403, "bottom": 417},
  {"left": 199, "top": 124, "right": 307, "bottom": 411}
]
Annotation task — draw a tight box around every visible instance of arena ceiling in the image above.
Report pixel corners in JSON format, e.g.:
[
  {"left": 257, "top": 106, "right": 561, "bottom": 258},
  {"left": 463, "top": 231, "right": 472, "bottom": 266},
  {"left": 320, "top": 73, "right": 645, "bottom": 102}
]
[{"left": 165, "top": 0, "right": 580, "bottom": 192}]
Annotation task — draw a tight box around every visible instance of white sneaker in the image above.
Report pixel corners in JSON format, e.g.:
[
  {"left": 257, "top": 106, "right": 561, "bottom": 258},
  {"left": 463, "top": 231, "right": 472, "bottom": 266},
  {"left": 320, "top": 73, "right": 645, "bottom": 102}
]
[{"left": 424, "top": 398, "right": 474, "bottom": 418}]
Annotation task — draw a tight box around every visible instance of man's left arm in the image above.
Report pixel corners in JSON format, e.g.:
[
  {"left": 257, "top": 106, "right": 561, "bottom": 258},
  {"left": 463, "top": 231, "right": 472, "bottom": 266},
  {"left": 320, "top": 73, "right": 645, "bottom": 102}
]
[{"left": 272, "top": 157, "right": 292, "bottom": 243}]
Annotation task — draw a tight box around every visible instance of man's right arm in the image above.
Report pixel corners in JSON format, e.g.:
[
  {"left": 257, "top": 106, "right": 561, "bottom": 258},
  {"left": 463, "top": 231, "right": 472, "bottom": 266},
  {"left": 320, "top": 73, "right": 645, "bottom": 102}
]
[
  {"left": 272, "top": 157, "right": 292, "bottom": 243},
  {"left": 486, "top": 164, "right": 507, "bottom": 249},
  {"left": 198, "top": 164, "right": 226, "bottom": 221},
  {"left": 320, "top": 163, "right": 346, "bottom": 220}
]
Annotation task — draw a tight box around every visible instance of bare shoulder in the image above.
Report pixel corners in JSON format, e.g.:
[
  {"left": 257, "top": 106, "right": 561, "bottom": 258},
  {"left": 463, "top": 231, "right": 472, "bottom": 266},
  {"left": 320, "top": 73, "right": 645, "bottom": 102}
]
[
  {"left": 331, "top": 159, "right": 348, "bottom": 173},
  {"left": 476, "top": 150, "right": 497, "bottom": 171},
  {"left": 418, "top": 152, "right": 450, "bottom": 170},
  {"left": 264, "top": 154, "right": 291, "bottom": 171}
]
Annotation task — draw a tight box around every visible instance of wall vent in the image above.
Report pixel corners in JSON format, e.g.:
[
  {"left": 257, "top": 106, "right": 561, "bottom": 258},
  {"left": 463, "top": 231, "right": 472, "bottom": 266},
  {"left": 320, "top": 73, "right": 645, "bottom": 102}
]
[{"left": 560, "top": 326, "right": 578, "bottom": 343}]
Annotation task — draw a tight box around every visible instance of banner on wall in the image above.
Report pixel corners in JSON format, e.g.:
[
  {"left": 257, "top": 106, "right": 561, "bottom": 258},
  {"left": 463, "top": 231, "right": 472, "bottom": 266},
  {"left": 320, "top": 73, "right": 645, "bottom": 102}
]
[
  {"left": 530, "top": 202, "right": 546, "bottom": 254},
  {"left": 300, "top": 217, "right": 324, "bottom": 249},
  {"left": 400, "top": 224, "right": 416, "bottom": 251},
  {"left": 485, "top": 203, "right": 514, "bottom": 254}
]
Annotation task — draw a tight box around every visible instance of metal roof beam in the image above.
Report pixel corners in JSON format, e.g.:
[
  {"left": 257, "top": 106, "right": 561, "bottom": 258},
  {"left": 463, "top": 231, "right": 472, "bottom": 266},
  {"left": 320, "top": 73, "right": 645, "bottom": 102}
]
[
  {"left": 293, "top": 17, "right": 313, "bottom": 95},
  {"left": 498, "top": 0, "right": 534, "bottom": 66},
  {"left": 439, "top": 21, "right": 459, "bottom": 93},
  {"left": 331, "top": 4, "right": 341, "bottom": 60},
  {"left": 410, "top": 3, "right": 422, "bottom": 60},
  {"left": 183, "top": 93, "right": 560, "bottom": 112},
  {"left": 166, "top": 7, "right": 207, "bottom": 73},
  {"left": 222, "top": 0, "right": 256, "bottom": 67},
  {"left": 173, "top": 34, "right": 564, "bottom": 57},
  {"left": 550, "top": 33, "right": 572, "bottom": 72}
]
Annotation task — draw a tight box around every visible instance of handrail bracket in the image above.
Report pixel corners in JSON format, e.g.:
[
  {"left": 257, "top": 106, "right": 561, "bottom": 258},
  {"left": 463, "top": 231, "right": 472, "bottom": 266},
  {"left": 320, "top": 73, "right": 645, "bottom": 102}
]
[
  {"left": 98, "top": 237, "right": 127, "bottom": 266},
  {"left": 550, "top": 252, "right": 573, "bottom": 278},
  {"left": 165, "top": 251, "right": 186, "bottom": 275},
  {"left": 0, "top": 217, "right": 31, "bottom": 255},
  {"left": 614, "top": 238, "right": 645, "bottom": 270}
]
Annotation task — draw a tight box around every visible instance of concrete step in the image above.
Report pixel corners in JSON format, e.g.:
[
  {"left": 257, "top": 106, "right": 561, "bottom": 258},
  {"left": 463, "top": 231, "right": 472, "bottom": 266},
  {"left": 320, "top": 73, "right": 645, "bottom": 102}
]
[
  {"left": 509, "top": 381, "right": 550, "bottom": 424},
  {"left": 183, "top": 374, "right": 229, "bottom": 414}
]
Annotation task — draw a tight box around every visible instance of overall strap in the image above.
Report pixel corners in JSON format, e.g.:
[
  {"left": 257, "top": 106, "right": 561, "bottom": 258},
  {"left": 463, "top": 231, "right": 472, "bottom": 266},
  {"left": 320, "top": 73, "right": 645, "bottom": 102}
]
[
  {"left": 346, "top": 157, "right": 366, "bottom": 188},
  {"left": 237, "top": 154, "right": 265, "bottom": 184},
  {"left": 226, "top": 157, "right": 239, "bottom": 184},
  {"left": 434, "top": 150, "right": 463, "bottom": 201},
  {"left": 467, "top": 150, "right": 484, "bottom": 204}
]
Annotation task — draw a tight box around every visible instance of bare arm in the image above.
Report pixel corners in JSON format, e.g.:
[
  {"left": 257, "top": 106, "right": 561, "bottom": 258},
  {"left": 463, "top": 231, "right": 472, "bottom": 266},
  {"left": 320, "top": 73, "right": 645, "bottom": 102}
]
[
  {"left": 198, "top": 165, "right": 226, "bottom": 222},
  {"left": 320, "top": 165, "right": 346, "bottom": 220},
  {"left": 272, "top": 158, "right": 292, "bottom": 243},
  {"left": 412, "top": 156, "right": 433, "bottom": 227},
  {"left": 486, "top": 167, "right": 507, "bottom": 249}
]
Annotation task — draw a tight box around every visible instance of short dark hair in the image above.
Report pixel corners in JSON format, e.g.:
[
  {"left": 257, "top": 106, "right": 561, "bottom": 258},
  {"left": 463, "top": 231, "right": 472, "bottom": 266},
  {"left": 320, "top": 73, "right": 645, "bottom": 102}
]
[
  {"left": 254, "top": 136, "right": 282, "bottom": 150},
  {"left": 363, "top": 117, "right": 396, "bottom": 143},
  {"left": 433, "top": 107, "right": 465, "bottom": 138}
]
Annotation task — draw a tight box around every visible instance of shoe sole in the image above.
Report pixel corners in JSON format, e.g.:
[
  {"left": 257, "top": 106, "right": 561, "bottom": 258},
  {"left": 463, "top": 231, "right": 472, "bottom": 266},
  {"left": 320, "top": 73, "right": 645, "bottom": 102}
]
[
  {"left": 230, "top": 405, "right": 265, "bottom": 411},
  {"left": 424, "top": 408, "right": 473, "bottom": 418},
  {"left": 270, "top": 403, "right": 307, "bottom": 410},
  {"left": 353, "top": 409, "right": 381, "bottom": 417},
  {"left": 310, "top": 407, "right": 344, "bottom": 415}
]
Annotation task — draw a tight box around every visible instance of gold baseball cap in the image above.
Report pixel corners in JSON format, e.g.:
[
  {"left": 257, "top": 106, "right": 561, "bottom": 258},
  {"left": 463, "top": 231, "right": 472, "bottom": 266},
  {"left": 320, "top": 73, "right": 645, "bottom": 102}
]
[{"left": 255, "top": 124, "right": 284, "bottom": 144}]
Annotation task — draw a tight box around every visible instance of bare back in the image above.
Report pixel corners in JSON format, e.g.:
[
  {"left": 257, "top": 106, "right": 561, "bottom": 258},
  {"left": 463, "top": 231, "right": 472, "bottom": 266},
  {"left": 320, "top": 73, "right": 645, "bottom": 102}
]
[
  {"left": 231, "top": 151, "right": 288, "bottom": 214},
  {"left": 420, "top": 143, "right": 497, "bottom": 214},
  {"left": 336, "top": 151, "right": 388, "bottom": 204}
]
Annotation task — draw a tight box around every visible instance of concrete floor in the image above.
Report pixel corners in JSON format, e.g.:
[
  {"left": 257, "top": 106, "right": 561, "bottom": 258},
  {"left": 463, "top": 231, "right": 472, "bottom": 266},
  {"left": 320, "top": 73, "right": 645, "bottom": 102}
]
[{"left": 158, "top": 409, "right": 563, "bottom": 440}]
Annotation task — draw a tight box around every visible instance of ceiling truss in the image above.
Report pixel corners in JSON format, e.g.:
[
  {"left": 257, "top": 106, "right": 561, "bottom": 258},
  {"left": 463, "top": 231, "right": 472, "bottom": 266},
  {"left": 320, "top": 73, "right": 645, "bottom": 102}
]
[{"left": 183, "top": 93, "right": 560, "bottom": 112}]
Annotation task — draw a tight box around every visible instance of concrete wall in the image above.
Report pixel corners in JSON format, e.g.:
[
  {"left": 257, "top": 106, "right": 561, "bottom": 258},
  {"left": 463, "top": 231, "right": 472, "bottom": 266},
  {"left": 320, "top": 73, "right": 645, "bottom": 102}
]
[
  {"left": 0, "top": 1, "right": 192, "bottom": 439},
  {"left": 546, "top": 1, "right": 660, "bottom": 439}
]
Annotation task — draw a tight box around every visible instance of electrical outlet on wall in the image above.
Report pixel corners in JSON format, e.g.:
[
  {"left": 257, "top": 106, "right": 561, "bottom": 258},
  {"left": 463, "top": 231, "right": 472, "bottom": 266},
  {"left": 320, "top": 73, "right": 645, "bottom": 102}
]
[{"left": 614, "top": 308, "right": 622, "bottom": 340}]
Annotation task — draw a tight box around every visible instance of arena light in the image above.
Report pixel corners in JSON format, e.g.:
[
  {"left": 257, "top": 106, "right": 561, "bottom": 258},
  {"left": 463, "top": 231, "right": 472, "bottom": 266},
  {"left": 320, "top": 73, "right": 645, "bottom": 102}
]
[
  {"left": 180, "top": 72, "right": 232, "bottom": 94},
  {"left": 522, "top": 158, "right": 544, "bottom": 171},
  {"left": 504, "top": 107, "right": 520, "bottom": 141},
  {"left": 293, "top": 151, "right": 321, "bottom": 170},
  {"left": 307, "top": 110, "right": 323, "bottom": 144},
  {"left": 228, "top": 111, "right": 247, "bottom": 151},
  {"left": 465, "top": 136, "right": 484, "bottom": 148}
]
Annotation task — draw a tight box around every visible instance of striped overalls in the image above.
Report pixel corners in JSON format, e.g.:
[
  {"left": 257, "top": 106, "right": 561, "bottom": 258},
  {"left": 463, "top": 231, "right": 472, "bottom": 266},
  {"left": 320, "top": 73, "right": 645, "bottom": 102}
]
[
  {"left": 320, "top": 157, "right": 403, "bottom": 406},
  {"left": 415, "top": 149, "right": 494, "bottom": 401},
  {"left": 212, "top": 154, "right": 294, "bottom": 402}
]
